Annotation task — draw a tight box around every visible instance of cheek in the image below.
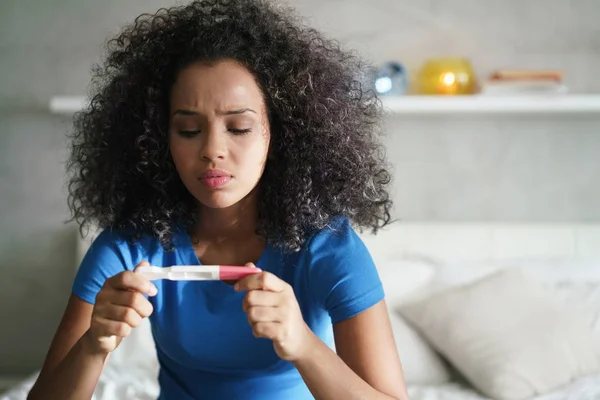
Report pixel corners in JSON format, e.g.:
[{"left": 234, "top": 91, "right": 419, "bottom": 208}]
[
  {"left": 169, "top": 137, "right": 196, "bottom": 172},
  {"left": 239, "top": 136, "right": 269, "bottom": 173}
]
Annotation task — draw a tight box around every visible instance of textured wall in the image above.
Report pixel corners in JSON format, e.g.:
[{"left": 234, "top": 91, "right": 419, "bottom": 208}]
[{"left": 0, "top": 0, "right": 599, "bottom": 375}]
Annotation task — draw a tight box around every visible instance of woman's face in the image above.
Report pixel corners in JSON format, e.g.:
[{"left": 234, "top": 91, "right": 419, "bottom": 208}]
[{"left": 169, "top": 60, "right": 271, "bottom": 210}]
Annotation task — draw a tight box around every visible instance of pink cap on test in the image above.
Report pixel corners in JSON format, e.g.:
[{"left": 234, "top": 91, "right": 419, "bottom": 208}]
[{"left": 219, "top": 266, "right": 262, "bottom": 281}]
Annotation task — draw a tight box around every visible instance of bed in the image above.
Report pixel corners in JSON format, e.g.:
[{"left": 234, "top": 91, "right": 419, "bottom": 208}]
[
  {"left": 5, "top": 369, "right": 600, "bottom": 400},
  {"left": 3, "top": 223, "right": 600, "bottom": 400}
]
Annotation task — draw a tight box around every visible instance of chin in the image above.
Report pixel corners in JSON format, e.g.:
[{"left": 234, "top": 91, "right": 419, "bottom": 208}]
[
  {"left": 196, "top": 192, "right": 242, "bottom": 209},
  {"left": 188, "top": 180, "right": 259, "bottom": 210}
]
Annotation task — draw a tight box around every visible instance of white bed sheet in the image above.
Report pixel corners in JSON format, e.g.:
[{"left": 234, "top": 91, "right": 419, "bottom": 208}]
[
  {"left": 408, "top": 372, "right": 600, "bottom": 400},
  {"left": 1, "top": 363, "right": 159, "bottom": 400},
  {"left": 4, "top": 367, "right": 600, "bottom": 400}
]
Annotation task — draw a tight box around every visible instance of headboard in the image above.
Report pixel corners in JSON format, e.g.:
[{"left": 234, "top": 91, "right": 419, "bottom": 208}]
[{"left": 75, "top": 222, "right": 600, "bottom": 273}]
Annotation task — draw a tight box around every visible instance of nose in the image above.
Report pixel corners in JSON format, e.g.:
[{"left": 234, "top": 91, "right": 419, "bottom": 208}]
[{"left": 200, "top": 129, "right": 226, "bottom": 162}]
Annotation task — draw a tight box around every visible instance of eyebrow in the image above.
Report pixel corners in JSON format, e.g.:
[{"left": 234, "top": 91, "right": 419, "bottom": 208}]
[{"left": 172, "top": 108, "right": 257, "bottom": 117}]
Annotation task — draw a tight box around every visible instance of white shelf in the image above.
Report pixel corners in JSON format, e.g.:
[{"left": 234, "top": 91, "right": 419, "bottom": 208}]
[
  {"left": 49, "top": 96, "right": 88, "bottom": 114},
  {"left": 381, "top": 94, "right": 600, "bottom": 114},
  {"left": 50, "top": 94, "right": 600, "bottom": 115}
]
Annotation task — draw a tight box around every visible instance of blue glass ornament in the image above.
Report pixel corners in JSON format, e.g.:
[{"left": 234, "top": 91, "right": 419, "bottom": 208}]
[{"left": 374, "top": 62, "right": 408, "bottom": 96}]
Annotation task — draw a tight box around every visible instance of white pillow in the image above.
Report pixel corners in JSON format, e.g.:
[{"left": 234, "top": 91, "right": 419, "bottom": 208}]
[
  {"left": 399, "top": 269, "right": 600, "bottom": 400},
  {"left": 376, "top": 260, "right": 436, "bottom": 303},
  {"left": 425, "top": 257, "right": 600, "bottom": 334},
  {"left": 376, "top": 260, "right": 450, "bottom": 385},
  {"left": 430, "top": 258, "right": 600, "bottom": 288},
  {"left": 108, "top": 318, "right": 158, "bottom": 373},
  {"left": 388, "top": 313, "right": 450, "bottom": 385},
  {"left": 552, "top": 281, "right": 600, "bottom": 333}
]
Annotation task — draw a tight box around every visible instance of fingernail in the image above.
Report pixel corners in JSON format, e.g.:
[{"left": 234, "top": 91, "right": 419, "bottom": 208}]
[
  {"left": 234, "top": 283, "right": 239, "bottom": 291},
  {"left": 149, "top": 284, "right": 158, "bottom": 296}
]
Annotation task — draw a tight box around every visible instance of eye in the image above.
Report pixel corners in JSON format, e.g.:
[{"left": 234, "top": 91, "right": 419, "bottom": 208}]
[
  {"left": 229, "top": 128, "right": 252, "bottom": 135},
  {"left": 178, "top": 130, "right": 200, "bottom": 138}
]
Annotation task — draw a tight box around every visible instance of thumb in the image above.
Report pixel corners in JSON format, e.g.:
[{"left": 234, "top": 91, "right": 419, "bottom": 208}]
[
  {"left": 133, "top": 260, "right": 151, "bottom": 272},
  {"left": 132, "top": 261, "right": 158, "bottom": 296},
  {"left": 245, "top": 262, "right": 258, "bottom": 269}
]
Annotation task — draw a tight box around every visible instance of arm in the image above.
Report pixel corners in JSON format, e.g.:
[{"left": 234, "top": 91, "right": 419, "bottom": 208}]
[
  {"left": 237, "top": 220, "right": 409, "bottom": 398},
  {"left": 292, "top": 300, "right": 409, "bottom": 400},
  {"left": 28, "top": 268, "right": 156, "bottom": 400},
  {"left": 27, "top": 294, "right": 108, "bottom": 400},
  {"left": 236, "top": 269, "right": 409, "bottom": 400}
]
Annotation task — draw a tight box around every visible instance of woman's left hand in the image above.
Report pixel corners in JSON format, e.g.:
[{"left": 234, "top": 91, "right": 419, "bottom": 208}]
[{"left": 234, "top": 264, "right": 314, "bottom": 361}]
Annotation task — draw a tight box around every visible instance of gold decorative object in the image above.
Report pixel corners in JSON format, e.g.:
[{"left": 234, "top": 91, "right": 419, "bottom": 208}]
[{"left": 416, "top": 58, "right": 477, "bottom": 95}]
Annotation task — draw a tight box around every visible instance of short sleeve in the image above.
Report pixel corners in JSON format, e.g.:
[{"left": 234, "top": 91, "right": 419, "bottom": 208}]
[
  {"left": 306, "top": 218, "right": 385, "bottom": 324},
  {"left": 72, "top": 229, "right": 133, "bottom": 304}
]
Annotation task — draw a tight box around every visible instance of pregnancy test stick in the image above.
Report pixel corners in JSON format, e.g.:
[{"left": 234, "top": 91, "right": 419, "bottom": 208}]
[{"left": 136, "top": 265, "right": 262, "bottom": 281}]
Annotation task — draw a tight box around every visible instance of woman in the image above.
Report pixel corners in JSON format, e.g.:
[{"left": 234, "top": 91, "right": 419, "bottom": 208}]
[{"left": 28, "top": 0, "right": 407, "bottom": 398}]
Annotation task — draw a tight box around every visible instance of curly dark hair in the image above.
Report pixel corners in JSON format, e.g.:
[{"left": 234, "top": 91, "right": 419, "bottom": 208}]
[{"left": 67, "top": 0, "right": 393, "bottom": 252}]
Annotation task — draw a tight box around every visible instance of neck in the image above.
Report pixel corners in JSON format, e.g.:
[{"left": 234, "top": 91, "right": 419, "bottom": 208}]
[{"left": 194, "top": 190, "right": 259, "bottom": 242}]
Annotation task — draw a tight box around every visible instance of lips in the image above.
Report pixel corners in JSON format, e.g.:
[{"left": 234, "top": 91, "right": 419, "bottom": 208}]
[
  {"left": 199, "top": 169, "right": 232, "bottom": 179},
  {"left": 198, "top": 169, "right": 233, "bottom": 189}
]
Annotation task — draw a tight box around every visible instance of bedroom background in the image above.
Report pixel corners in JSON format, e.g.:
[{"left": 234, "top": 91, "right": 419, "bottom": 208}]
[{"left": 1, "top": 0, "right": 599, "bottom": 397}]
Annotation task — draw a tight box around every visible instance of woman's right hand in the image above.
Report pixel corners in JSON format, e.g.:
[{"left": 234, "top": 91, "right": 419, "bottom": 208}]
[{"left": 83, "top": 261, "right": 158, "bottom": 355}]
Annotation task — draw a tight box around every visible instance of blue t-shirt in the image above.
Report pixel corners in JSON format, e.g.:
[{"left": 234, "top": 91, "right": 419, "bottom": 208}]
[{"left": 73, "top": 218, "right": 384, "bottom": 400}]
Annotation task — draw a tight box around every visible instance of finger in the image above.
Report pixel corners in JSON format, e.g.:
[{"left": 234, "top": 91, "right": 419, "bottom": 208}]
[
  {"left": 235, "top": 272, "right": 286, "bottom": 293},
  {"left": 100, "top": 305, "right": 144, "bottom": 328},
  {"left": 132, "top": 261, "right": 159, "bottom": 295},
  {"left": 93, "top": 316, "right": 132, "bottom": 338},
  {"left": 246, "top": 306, "right": 281, "bottom": 324},
  {"left": 251, "top": 321, "right": 280, "bottom": 340},
  {"left": 222, "top": 262, "right": 259, "bottom": 286},
  {"left": 108, "top": 267, "right": 157, "bottom": 296},
  {"left": 242, "top": 290, "right": 281, "bottom": 311},
  {"left": 109, "top": 291, "right": 154, "bottom": 318}
]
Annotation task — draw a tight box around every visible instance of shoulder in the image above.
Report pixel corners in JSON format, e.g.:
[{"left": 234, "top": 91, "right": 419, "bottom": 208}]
[
  {"left": 87, "top": 227, "right": 130, "bottom": 251},
  {"left": 303, "top": 217, "right": 370, "bottom": 263},
  {"left": 74, "top": 227, "right": 166, "bottom": 304},
  {"left": 299, "top": 217, "right": 384, "bottom": 323},
  {"left": 82, "top": 227, "right": 163, "bottom": 269}
]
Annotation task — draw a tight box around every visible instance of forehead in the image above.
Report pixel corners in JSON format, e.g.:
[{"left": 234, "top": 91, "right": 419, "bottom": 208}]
[{"left": 170, "top": 60, "right": 265, "bottom": 111}]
